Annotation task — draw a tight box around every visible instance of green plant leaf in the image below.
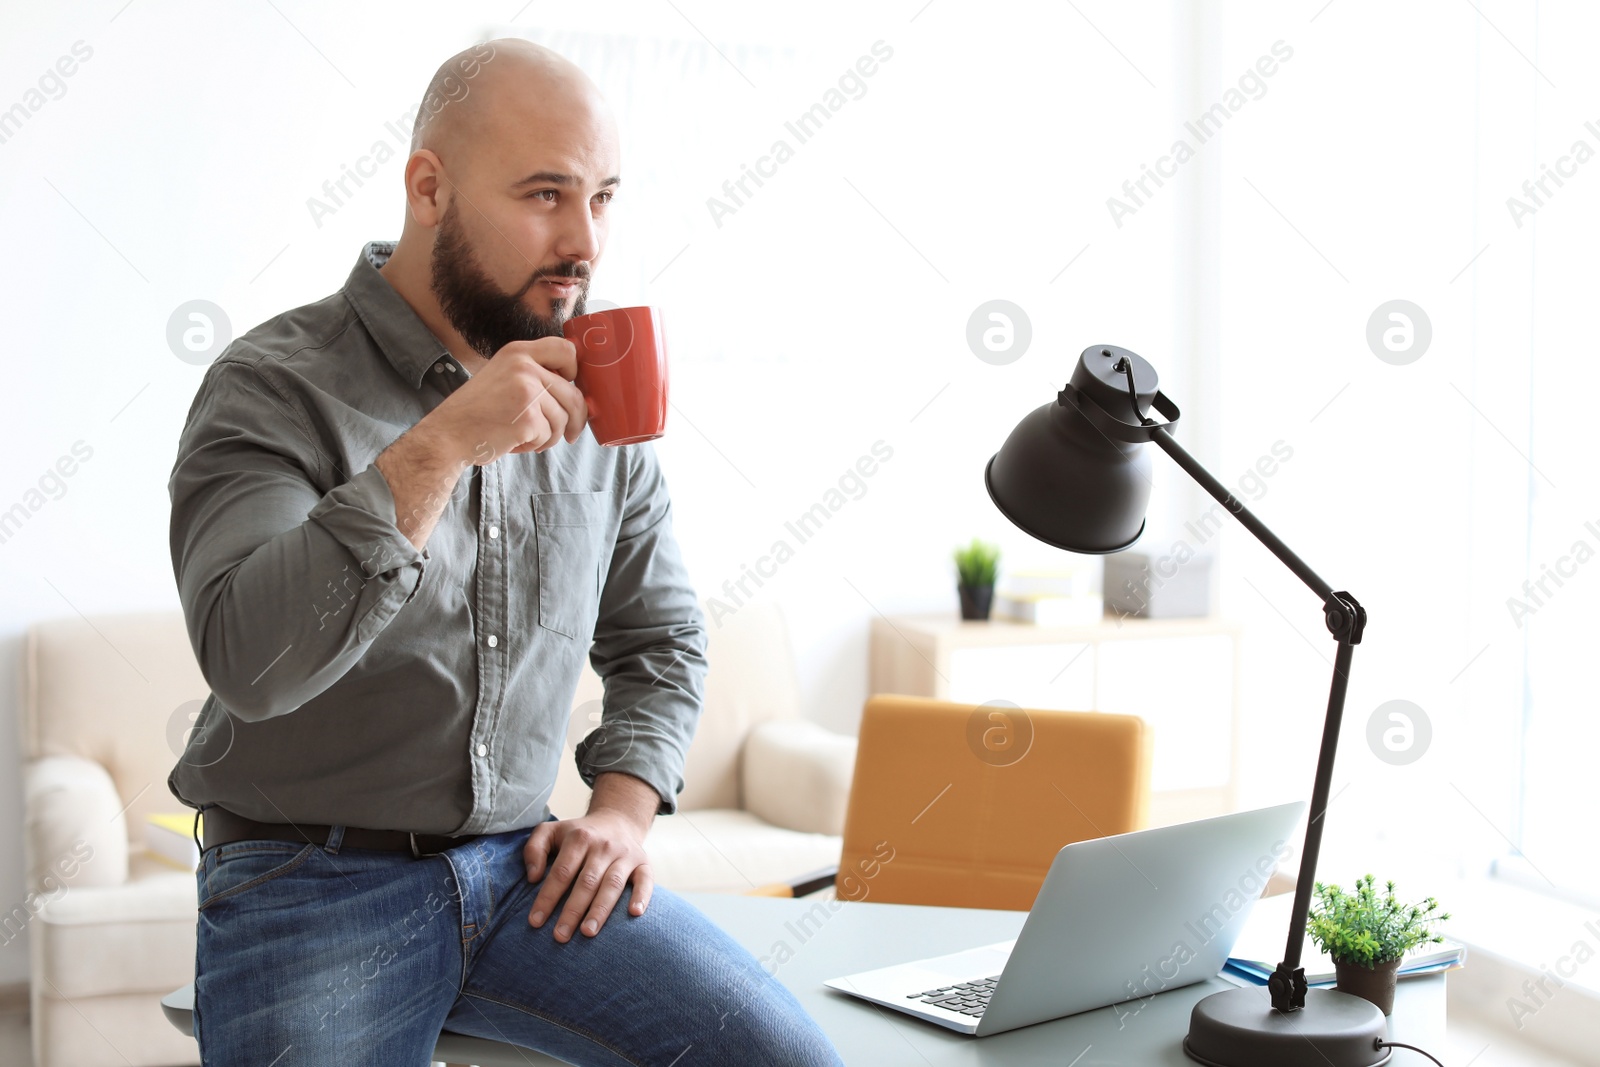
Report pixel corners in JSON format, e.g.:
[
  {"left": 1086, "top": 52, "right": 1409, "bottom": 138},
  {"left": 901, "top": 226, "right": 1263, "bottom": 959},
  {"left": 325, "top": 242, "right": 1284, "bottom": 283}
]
[{"left": 1307, "top": 874, "right": 1450, "bottom": 967}]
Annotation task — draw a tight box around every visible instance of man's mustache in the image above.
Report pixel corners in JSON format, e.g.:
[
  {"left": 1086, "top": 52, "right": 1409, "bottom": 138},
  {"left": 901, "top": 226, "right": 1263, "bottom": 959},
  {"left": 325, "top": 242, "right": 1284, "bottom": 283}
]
[{"left": 515, "top": 264, "right": 590, "bottom": 300}]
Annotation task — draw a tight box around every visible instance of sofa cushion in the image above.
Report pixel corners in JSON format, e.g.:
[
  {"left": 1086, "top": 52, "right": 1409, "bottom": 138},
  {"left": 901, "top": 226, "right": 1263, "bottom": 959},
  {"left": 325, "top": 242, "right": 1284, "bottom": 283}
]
[
  {"left": 35, "top": 853, "right": 197, "bottom": 1000},
  {"left": 643, "top": 809, "right": 841, "bottom": 894},
  {"left": 24, "top": 755, "right": 129, "bottom": 890},
  {"left": 741, "top": 720, "right": 856, "bottom": 836}
]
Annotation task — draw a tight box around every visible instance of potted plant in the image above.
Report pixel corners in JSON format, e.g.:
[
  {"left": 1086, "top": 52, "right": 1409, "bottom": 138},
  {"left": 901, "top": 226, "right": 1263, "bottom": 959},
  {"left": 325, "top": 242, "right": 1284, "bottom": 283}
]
[
  {"left": 1307, "top": 873, "right": 1450, "bottom": 1015},
  {"left": 953, "top": 538, "right": 1000, "bottom": 621}
]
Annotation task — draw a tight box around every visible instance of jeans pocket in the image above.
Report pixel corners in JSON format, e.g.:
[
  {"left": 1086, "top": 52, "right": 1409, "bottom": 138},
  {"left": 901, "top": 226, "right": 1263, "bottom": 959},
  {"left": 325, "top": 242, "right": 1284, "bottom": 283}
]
[
  {"left": 532, "top": 490, "right": 613, "bottom": 639},
  {"left": 198, "top": 841, "right": 317, "bottom": 910}
]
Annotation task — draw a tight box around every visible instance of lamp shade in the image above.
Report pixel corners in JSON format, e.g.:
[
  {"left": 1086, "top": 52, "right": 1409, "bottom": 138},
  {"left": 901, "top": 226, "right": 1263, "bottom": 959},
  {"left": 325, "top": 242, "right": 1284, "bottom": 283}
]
[{"left": 983, "top": 344, "right": 1171, "bottom": 554}]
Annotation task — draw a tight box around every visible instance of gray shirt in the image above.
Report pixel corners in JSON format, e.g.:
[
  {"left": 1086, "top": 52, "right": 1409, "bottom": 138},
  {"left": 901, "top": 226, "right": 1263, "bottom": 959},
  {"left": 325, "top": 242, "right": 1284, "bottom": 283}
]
[{"left": 166, "top": 241, "right": 707, "bottom": 835}]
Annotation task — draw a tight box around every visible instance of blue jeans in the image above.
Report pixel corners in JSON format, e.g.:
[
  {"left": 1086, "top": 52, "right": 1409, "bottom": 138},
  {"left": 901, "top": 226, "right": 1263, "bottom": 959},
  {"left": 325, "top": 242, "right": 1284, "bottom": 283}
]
[{"left": 192, "top": 810, "right": 844, "bottom": 1066}]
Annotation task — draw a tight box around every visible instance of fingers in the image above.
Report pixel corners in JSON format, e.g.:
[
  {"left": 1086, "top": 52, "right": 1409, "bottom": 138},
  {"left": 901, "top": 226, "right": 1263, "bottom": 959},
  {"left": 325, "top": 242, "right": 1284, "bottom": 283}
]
[
  {"left": 512, "top": 368, "right": 588, "bottom": 452},
  {"left": 577, "top": 858, "right": 643, "bottom": 937},
  {"left": 502, "top": 337, "right": 578, "bottom": 381},
  {"left": 555, "top": 377, "right": 589, "bottom": 443},
  {"left": 532, "top": 370, "right": 589, "bottom": 445},
  {"left": 459, "top": 340, "right": 587, "bottom": 459},
  {"left": 506, "top": 408, "right": 553, "bottom": 455},
  {"left": 527, "top": 830, "right": 587, "bottom": 933},
  {"left": 626, "top": 863, "right": 652, "bottom": 917},
  {"left": 507, "top": 381, "right": 564, "bottom": 453},
  {"left": 522, "top": 822, "right": 556, "bottom": 883},
  {"left": 529, "top": 388, "right": 568, "bottom": 451},
  {"left": 542, "top": 337, "right": 579, "bottom": 381},
  {"left": 553, "top": 851, "right": 616, "bottom": 942},
  {"left": 526, "top": 830, "right": 648, "bottom": 942}
]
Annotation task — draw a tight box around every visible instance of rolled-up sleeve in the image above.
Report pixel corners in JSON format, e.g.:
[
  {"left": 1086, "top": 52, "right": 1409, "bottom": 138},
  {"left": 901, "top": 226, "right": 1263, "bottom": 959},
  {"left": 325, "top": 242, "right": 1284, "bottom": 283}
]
[
  {"left": 577, "top": 443, "right": 708, "bottom": 816},
  {"left": 169, "top": 357, "right": 426, "bottom": 722}
]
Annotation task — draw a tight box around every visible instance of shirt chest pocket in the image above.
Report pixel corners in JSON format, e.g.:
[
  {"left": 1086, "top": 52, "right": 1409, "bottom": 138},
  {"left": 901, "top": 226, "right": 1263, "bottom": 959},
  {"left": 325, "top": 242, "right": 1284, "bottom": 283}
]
[{"left": 532, "top": 490, "right": 614, "bottom": 640}]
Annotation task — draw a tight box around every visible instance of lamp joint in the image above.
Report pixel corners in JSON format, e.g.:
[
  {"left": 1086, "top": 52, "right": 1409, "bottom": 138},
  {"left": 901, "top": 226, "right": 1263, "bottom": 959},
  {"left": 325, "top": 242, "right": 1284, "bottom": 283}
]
[
  {"left": 1323, "top": 591, "right": 1365, "bottom": 646},
  {"left": 1268, "top": 961, "right": 1308, "bottom": 1013}
]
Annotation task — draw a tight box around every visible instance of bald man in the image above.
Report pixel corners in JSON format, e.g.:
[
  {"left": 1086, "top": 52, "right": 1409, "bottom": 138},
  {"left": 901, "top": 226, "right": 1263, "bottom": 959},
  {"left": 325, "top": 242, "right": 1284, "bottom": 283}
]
[{"left": 168, "top": 38, "right": 844, "bottom": 1066}]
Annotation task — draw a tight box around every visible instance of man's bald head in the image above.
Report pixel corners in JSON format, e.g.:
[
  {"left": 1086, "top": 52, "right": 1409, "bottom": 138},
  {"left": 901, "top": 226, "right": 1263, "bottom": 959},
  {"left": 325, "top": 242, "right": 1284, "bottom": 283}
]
[
  {"left": 409, "top": 38, "right": 614, "bottom": 166},
  {"left": 386, "top": 38, "right": 622, "bottom": 360}
]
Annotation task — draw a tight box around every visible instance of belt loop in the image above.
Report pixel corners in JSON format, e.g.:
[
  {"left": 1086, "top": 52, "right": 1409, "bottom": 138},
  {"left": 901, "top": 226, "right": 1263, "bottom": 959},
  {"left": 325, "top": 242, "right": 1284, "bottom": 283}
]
[{"left": 323, "top": 824, "right": 346, "bottom": 854}]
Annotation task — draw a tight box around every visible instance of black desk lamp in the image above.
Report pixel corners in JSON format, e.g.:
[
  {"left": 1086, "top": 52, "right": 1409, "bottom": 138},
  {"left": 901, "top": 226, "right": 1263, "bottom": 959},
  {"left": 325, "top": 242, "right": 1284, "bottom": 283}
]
[{"left": 985, "top": 345, "right": 1391, "bottom": 1067}]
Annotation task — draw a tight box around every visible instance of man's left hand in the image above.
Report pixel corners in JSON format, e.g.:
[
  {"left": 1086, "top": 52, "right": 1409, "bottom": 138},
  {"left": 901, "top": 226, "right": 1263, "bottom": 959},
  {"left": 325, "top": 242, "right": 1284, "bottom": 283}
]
[{"left": 524, "top": 789, "right": 655, "bottom": 941}]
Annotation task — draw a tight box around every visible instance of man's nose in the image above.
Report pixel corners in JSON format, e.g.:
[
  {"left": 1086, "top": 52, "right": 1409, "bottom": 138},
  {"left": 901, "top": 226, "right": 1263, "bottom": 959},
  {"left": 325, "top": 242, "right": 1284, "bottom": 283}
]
[{"left": 554, "top": 201, "right": 601, "bottom": 263}]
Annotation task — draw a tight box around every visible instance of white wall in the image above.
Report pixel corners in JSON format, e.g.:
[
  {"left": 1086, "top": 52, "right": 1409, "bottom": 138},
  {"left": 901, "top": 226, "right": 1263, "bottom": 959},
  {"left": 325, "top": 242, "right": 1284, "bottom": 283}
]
[
  {"left": 1212, "top": 0, "right": 1599, "bottom": 906},
  {"left": 0, "top": 0, "right": 1194, "bottom": 984}
]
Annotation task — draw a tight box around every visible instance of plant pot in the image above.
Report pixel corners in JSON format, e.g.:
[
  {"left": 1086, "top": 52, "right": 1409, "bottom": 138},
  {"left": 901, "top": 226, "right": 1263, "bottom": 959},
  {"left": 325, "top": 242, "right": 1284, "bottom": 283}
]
[
  {"left": 1333, "top": 956, "right": 1402, "bottom": 1016},
  {"left": 958, "top": 583, "right": 994, "bottom": 621}
]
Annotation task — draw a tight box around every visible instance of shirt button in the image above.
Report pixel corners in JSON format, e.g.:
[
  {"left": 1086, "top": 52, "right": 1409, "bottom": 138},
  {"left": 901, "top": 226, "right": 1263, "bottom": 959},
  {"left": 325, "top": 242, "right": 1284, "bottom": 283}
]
[
  {"left": 488, "top": 525, "right": 500, "bottom": 539},
  {"left": 487, "top": 635, "right": 498, "bottom": 648},
  {"left": 432, "top": 362, "right": 445, "bottom": 373},
  {"left": 476, "top": 743, "right": 488, "bottom": 757}
]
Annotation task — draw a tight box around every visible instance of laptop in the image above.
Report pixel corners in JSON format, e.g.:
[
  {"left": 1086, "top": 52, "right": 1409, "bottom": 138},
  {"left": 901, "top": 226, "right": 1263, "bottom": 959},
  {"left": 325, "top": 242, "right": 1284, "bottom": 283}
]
[{"left": 821, "top": 801, "right": 1305, "bottom": 1036}]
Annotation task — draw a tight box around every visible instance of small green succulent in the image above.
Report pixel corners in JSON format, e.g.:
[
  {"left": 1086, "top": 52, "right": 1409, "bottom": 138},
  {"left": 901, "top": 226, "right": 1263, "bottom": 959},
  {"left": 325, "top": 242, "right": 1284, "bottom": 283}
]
[{"left": 953, "top": 538, "right": 1000, "bottom": 588}]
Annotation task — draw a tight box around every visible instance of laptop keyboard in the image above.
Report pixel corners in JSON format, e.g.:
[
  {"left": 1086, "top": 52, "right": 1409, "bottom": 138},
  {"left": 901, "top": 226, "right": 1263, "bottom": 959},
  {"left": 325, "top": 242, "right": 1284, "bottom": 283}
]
[{"left": 905, "top": 975, "right": 999, "bottom": 1017}]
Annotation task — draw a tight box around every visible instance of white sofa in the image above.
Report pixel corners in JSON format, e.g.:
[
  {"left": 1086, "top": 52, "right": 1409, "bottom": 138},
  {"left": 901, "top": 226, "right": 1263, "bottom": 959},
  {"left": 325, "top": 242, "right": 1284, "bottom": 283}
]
[{"left": 18, "top": 601, "right": 854, "bottom": 1067}]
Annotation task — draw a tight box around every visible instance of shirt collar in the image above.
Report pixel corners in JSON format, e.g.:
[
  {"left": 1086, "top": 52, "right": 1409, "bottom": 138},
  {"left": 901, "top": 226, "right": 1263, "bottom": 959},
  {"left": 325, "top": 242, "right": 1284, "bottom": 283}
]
[{"left": 342, "top": 240, "right": 454, "bottom": 389}]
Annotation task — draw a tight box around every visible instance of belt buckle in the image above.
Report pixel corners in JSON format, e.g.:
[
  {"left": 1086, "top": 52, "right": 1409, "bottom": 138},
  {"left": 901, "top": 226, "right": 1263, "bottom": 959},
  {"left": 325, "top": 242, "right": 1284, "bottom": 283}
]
[{"left": 409, "top": 831, "right": 424, "bottom": 859}]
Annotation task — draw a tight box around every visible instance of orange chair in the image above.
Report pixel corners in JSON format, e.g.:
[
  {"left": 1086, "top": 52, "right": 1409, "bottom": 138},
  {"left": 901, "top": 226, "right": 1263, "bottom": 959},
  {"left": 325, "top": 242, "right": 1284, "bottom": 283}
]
[{"left": 834, "top": 694, "right": 1151, "bottom": 910}]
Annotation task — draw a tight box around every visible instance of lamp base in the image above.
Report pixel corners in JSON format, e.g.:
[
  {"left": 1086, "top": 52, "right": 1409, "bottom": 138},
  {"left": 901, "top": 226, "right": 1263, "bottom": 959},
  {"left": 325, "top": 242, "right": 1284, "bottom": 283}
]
[{"left": 1183, "top": 987, "right": 1390, "bottom": 1067}]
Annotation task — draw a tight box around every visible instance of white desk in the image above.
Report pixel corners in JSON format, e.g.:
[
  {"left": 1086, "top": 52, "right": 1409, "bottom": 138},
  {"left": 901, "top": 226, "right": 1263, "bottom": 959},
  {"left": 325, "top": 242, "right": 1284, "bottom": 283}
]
[
  {"left": 166, "top": 892, "right": 1447, "bottom": 1065},
  {"left": 700, "top": 893, "right": 1446, "bottom": 1065}
]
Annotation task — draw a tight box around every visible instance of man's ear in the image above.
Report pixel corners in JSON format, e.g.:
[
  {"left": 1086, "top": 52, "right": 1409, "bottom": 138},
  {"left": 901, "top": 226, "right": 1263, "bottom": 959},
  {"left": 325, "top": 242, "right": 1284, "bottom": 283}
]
[{"left": 401, "top": 149, "right": 446, "bottom": 228}]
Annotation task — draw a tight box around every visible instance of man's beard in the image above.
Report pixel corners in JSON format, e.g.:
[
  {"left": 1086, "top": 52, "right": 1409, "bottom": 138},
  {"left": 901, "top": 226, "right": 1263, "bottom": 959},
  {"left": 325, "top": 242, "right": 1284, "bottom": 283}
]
[{"left": 428, "top": 198, "right": 589, "bottom": 359}]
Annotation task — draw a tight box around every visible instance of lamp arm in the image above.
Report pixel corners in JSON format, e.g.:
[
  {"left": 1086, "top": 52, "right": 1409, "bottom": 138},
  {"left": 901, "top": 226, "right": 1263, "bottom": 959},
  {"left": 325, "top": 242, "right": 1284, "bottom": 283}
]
[
  {"left": 1262, "top": 640, "right": 1358, "bottom": 1006},
  {"left": 1147, "top": 426, "right": 1333, "bottom": 602},
  {"left": 1147, "top": 425, "right": 1365, "bottom": 1014}
]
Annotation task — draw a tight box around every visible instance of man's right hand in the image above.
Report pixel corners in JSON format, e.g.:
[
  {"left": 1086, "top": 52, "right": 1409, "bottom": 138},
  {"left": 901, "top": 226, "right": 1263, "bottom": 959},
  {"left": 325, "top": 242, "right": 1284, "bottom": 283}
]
[
  {"left": 423, "top": 337, "right": 590, "bottom": 465},
  {"left": 376, "top": 337, "right": 590, "bottom": 550}
]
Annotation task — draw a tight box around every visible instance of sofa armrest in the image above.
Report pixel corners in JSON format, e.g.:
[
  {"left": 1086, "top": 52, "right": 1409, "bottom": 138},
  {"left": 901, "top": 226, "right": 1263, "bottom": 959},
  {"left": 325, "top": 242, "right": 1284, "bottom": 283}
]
[
  {"left": 741, "top": 720, "right": 856, "bottom": 836},
  {"left": 23, "top": 755, "right": 129, "bottom": 891}
]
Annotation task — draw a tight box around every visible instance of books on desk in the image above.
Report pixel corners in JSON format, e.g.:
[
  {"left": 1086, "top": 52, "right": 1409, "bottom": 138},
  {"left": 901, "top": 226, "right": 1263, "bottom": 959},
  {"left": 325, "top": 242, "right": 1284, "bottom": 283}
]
[
  {"left": 992, "top": 592, "right": 1105, "bottom": 626},
  {"left": 1225, "top": 892, "right": 1466, "bottom": 986},
  {"left": 145, "top": 812, "right": 201, "bottom": 871},
  {"left": 992, "top": 568, "right": 1105, "bottom": 626}
]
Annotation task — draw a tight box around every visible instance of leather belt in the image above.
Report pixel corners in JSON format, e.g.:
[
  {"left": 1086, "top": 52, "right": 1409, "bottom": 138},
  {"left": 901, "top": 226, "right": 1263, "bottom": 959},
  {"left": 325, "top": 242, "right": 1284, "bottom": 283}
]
[{"left": 200, "top": 804, "right": 483, "bottom": 858}]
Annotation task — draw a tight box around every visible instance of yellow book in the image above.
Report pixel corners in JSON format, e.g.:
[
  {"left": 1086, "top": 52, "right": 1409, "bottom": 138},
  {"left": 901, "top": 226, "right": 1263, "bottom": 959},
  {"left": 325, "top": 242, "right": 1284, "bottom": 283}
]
[{"left": 144, "top": 812, "right": 201, "bottom": 870}]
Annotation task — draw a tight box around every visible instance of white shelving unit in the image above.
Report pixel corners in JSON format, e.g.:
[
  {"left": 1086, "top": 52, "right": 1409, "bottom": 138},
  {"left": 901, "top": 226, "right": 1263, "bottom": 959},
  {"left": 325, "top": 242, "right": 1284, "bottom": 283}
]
[{"left": 868, "top": 612, "right": 1242, "bottom": 827}]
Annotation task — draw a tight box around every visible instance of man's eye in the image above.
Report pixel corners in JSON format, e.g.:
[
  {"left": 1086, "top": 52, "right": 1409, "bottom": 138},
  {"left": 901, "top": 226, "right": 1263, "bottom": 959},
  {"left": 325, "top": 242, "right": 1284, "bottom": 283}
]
[
  {"left": 595, "top": 190, "right": 614, "bottom": 205},
  {"left": 528, "top": 189, "right": 558, "bottom": 202}
]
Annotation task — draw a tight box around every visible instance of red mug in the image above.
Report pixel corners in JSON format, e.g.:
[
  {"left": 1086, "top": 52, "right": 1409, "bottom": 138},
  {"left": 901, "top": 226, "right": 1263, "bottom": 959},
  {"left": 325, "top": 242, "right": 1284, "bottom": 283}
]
[{"left": 561, "top": 305, "right": 669, "bottom": 446}]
